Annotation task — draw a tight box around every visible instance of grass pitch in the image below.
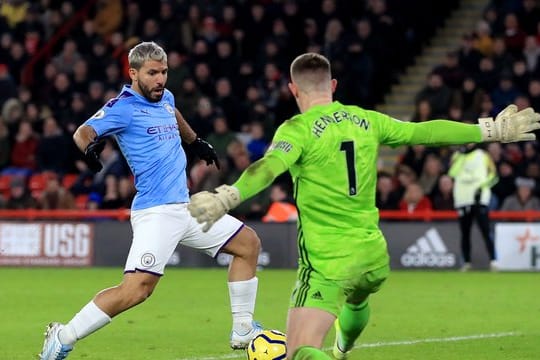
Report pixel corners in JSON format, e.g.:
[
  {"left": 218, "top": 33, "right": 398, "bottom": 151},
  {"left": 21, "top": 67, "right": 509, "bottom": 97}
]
[{"left": 1, "top": 268, "right": 539, "bottom": 360}]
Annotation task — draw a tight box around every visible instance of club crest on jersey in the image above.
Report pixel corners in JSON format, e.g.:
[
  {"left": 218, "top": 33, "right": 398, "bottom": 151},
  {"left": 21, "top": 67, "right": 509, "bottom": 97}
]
[
  {"left": 91, "top": 109, "right": 105, "bottom": 119},
  {"left": 164, "top": 103, "right": 174, "bottom": 114}
]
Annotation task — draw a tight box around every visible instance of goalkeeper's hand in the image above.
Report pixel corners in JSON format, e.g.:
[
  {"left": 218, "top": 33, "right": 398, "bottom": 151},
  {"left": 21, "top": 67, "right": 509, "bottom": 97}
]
[
  {"left": 84, "top": 138, "right": 105, "bottom": 173},
  {"left": 188, "top": 185, "right": 241, "bottom": 232},
  {"left": 478, "top": 105, "right": 540, "bottom": 143}
]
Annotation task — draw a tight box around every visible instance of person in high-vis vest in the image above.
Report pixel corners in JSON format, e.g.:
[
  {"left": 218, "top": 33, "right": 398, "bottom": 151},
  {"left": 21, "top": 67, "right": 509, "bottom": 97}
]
[{"left": 449, "top": 143, "right": 498, "bottom": 271}]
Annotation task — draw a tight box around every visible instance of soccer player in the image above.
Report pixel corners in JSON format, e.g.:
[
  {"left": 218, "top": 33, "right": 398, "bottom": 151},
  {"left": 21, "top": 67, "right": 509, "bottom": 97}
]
[
  {"left": 187, "top": 53, "right": 540, "bottom": 360},
  {"left": 39, "top": 42, "right": 263, "bottom": 360}
]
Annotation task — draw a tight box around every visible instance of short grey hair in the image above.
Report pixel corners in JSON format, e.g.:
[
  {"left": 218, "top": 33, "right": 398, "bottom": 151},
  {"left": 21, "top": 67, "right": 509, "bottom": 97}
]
[{"left": 128, "top": 41, "right": 167, "bottom": 69}]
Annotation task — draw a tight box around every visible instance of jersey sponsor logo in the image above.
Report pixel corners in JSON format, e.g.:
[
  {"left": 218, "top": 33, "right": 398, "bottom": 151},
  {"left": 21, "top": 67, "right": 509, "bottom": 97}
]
[
  {"left": 146, "top": 124, "right": 179, "bottom": 135},
  {"left": 268, "top": 140, "right": 292, "bottom": 153},
  {"left": 400, "top": 228, "right": 456, "bottom": 268}
]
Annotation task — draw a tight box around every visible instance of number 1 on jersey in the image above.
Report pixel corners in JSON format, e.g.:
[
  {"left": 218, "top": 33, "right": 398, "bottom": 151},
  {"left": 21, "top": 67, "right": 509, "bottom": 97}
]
[{"left": 340, "top": 141, "right": 357, "bottom": 195}]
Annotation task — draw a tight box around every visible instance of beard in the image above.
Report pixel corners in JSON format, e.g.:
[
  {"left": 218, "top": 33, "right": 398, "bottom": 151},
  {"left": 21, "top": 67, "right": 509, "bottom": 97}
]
[{"left": 138, "top": 81, "right": 164, "bottom": 102}]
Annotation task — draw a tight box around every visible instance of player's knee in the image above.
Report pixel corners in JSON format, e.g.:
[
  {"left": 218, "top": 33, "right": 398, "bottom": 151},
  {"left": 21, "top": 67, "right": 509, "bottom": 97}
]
[{"left": 243, "top": 226, "right": 261, "bottom": 259}]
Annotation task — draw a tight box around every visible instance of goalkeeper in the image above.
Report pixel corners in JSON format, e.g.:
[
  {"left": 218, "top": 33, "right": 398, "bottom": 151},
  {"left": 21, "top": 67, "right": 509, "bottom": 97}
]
[{"left": 188, "top": 53, "right": 540, "bottom": 360}]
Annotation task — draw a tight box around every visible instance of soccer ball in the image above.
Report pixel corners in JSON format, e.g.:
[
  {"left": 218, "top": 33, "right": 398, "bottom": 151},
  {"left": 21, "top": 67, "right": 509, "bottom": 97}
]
[{"left": 246, "top": 329, "right": 287, "bottom": 360}]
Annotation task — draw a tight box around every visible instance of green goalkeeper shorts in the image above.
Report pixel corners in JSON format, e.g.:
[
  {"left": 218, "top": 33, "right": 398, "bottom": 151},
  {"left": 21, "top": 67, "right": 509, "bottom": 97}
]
[{"left": 289, "top": 263, "right": 390, "bottom": 316}]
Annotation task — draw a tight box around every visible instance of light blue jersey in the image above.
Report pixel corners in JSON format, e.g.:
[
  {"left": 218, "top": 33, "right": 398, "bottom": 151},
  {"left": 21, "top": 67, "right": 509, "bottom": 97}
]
[{"left": 85, "top": 85, "right": 188, "bottom": 210}]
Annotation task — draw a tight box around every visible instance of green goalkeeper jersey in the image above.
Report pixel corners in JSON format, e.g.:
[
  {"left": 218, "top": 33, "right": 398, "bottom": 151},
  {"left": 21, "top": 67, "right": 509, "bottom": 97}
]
[{"left": 234, "top": 101, "right": 482, "bottom": 280}]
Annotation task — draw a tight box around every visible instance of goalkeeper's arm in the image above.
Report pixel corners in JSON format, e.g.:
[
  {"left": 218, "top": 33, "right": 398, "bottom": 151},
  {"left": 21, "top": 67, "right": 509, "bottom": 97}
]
[{"left": 232, "top": 154, "right": 289, "bottom": 201}]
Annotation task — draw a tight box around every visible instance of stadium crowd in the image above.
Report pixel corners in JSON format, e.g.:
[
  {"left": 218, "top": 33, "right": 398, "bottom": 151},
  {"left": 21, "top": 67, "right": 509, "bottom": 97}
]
[{"left": 0, "top": 0, "right": 539, "bottom": 219}]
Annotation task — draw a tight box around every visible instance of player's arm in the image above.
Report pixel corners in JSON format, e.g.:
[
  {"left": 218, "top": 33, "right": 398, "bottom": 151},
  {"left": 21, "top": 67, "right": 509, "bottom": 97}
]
[
  {"left": 73, "top": 124, "right": 105, "bottom": 173},
  {"left": 379, "top": 105, "right": 540, "bottom": 147},
  {"left": 175, "top": 107, "right": 220, "bottom": 168},
  {"left": 188, "top": 120, "right": 304, "bottom": 231}
]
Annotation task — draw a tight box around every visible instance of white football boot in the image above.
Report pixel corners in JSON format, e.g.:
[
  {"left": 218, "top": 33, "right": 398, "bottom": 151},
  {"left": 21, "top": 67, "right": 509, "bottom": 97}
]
[
  {"left": 39, "top": 322, "right": 73, "bottom": 360},
  {"left": 230, "top": 320, "right": 263, "bottom": 349}
]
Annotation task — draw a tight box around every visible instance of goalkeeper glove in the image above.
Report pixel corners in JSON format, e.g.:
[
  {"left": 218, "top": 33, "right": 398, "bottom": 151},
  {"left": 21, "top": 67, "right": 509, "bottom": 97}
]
[
  {"left": 188, "top": 185, "right": 241, "bottom": 232},
  {"left": 186, "top": 138, "right": 220, "bottom": 169},
  {"left": 84, "top": 138, "right": 105, "bottom": 173},
  {"left": 478, "top": 105, "right": 540, "bottom": 143}
]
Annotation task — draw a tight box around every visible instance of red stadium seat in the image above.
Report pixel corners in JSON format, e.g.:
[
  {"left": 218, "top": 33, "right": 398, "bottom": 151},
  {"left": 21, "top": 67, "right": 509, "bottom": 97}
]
[
  {"left": 62, "top": 173, "right": 79, "bottom": 190},
  {"left": 75, "top": 194, "right": 89, "bottom": 209},
  {"left": 0, "top": 174, "right": 12, "bottom": 198}
]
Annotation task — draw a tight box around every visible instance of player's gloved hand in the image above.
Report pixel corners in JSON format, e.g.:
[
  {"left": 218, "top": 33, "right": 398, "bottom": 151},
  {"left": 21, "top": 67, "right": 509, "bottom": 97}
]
[
  {"left": 478, "top": 105, "right": 540, "bottom": 143},
  {"left": 187, "top": 138, "right": 220, "bottom": 169},
  {"left": 188, "top": 185, "right": 241, "bottom": 232},
  {"left": 84, "top": 138, "right": 105, "bottom": 173}
]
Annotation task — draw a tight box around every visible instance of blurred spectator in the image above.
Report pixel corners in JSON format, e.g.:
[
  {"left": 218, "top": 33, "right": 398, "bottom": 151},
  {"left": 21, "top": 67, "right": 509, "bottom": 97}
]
[
  {"left": 502, "top": 12, "right": 527, "bottom": 58},
  {"left": 262, "top": 183, "right": 298, "bottom": 223},
  {"left": 51, "top": 39, "right": 81, "bottom": 75},
  {"left": 454, "top": 76, "right": 486, "bottom": 119},
  {"left": 500, "top": 176, "right": 540, "bottom": 210},
  {"left": 411, "top": 99, "right": 432, "bottom": 122},
  {"left": 0, "top": 120, "right": 9, "bottom": 170},
  {"left": 9, "top": 120, "right": 38, "bottom": 173},
  {"left": 394, "top": 164, "right": 418, "bottom": 199},
  {"left": 457, "top": 33, "right": 483, "bottom": 75},
  {"left": 398, "top": 182, "right": 433, "bottom": 213},
  {"left": 93, "top": 0, "right": 123, "bottom": 37},
  {"left": 36, "top": 116, "right": 70, "bottom": 174},
  {"left": 175, "top": 77, "right": 202, "bottom": 121},
  {"left": 400, "top": 144, "right": 429, "bottom": 177},
  {"left": 5, "top": 175, "right": 36, "bottom": 209},
  {"left": 189, "top": 159, "right": 222, "bottom": 193},
  {"left": 490, "top": 73, "right": 520, "bottom": 113},
  {"left": 415, "top": 72, "right": 453, "bottom": 118},
  {"left": 432, "top": 51, "right": 466, "bottom": 89},
  {"left": 36, "top": 172, "right": 75, "bottom": 209},
  {"left": 473, "top": 20, "right": 494, "bottom": 57},
  {"left": 0, "top": 0, "right": 28, "bottom": 29},
  {"left": 418, "top": 153, "right": 444, "bottom": 197},
  {"left": 246, "top": 121, "right": 268, "bottom": 162},
  {"left": 0, "top": 63, "right": 17, "bottom": 108},
  {"left": 431, "top": 174, "right": 455, "bottom": 210},
  {"left": 206, "top": 116, "right": 238, "bottom": 159},
  {"left": 166, "top": 51, "right": 189, "bottom": 96},
  {"left": 189, "top": 96, "right": 217, "bottom": 140},
  {"left": 449, "top": 143, "right": 497, "bottom": 270},
  {"left": 375, "top": 171, "right": 400, "bottom": 210},
  {"left": 475, "top": 56, "right": 499, "bottom": 92},
  {"left": 214, "top": 77, "right": 244, "bottom": 132}
]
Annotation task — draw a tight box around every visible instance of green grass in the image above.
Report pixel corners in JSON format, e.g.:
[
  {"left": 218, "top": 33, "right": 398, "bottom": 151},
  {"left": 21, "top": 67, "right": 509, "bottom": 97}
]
[{"left": 1, "top": 268, "right": 539, "bottom": 359}]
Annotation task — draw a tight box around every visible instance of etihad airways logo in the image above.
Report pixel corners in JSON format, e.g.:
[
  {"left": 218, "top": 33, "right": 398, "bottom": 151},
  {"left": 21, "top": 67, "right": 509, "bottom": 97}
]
[{"left": 400, "top": 228, "right": 456, "bottom": 268}]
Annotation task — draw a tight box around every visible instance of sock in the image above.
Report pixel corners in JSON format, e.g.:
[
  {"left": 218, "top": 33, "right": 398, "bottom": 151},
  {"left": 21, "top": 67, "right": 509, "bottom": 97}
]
[
  {"left": 292, "top": 346, "right": 333, "bottom": 360},
  {"left": 58, "top": 301, "right": 111, "bottom": 345},
  {"left": 337, "top": 300, "right": 370, "bottom": 350},
  {"left": 228, "top": 277, "right": 258, "bottom": 334}
]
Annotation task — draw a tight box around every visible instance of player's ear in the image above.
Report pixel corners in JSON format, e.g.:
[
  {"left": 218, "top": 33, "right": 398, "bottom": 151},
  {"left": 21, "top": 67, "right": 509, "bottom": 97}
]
[
  {"left": 288, "top": 82, "right": 298, "bottom": 98},
  {"left": 331, "top": 78, "right": 337, "bottom": 93},
  {"left": 128, "top": 68, "right": 138, "bottom": 82}
]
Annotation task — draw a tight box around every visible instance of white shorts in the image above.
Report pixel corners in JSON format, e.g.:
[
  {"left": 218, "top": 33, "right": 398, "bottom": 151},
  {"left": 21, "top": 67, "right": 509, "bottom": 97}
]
[{"left": 124, "top": 203, "right": 243, "bottom": 276}]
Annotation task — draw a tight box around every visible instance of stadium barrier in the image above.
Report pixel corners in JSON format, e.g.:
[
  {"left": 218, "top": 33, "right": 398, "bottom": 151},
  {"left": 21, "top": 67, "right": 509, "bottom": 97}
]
[{"left": 0, "top": 210, "right": 539, "bottom": 271}]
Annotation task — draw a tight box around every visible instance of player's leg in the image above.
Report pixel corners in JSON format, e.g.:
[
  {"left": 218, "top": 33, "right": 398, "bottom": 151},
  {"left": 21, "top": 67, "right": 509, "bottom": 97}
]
[
  {"left": 473, "top": 205, "right": 496, "bottom": 263},
  {"left": 182, "top": 212, "right": 262, "bottom": 349},
  {"left": 457, "top": 206, "right": 474, "bottom": 269},
  {"left": 286, "top": 266, "right": 342, "bottom": 359},
  {"left": 333, "top": 264, "right": 389, "bottom": 359},
  {"left": 40, "top": 204, "right": 182, "bottom": 360},
  {"left": 287, "top": 307, "right": 335, "bottom": 360}
]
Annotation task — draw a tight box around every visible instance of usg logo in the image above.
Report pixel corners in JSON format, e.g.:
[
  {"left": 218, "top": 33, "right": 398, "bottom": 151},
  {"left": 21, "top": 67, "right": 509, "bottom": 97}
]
[{"left": 400, "top": 228, "right": 456, "bottom": 268}]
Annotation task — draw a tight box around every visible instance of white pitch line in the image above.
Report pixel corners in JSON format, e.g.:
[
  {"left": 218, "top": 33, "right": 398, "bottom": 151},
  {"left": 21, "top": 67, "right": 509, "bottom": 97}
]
[{"left": 174, "top": 331, "right": 520, "bottom": 360}]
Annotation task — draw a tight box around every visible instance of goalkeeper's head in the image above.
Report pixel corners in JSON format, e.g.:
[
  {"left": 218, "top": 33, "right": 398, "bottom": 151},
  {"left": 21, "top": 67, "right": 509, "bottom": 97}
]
[{"left": 288, "top": 53, "right": 337, "bottom": 112}]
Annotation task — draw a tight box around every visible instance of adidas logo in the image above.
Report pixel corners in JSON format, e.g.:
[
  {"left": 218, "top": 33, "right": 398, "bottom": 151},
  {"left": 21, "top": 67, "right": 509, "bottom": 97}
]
[
  {"left": 311, "top": 291, "right": 324, "bottom": 300},
  {"left": 400, "top": 228, "right": 456, "bottom": 268}
]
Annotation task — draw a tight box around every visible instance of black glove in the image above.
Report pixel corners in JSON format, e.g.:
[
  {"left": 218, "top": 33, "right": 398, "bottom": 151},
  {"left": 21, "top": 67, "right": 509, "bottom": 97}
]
[
  {"left": 187, "top": 138, "right": 220, "bottom": 169},
  {"left": 84, "top": 139, "right": 105, "bottom": 173}
]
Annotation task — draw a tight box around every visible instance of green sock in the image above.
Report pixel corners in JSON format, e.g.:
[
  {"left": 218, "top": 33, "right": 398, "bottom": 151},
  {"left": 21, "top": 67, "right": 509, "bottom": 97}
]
[
  {"left": 337, "top": 300, "right": 370, "bottom": 350},
  {"left": 292, "top": 346, "right": 333, "bottom": 360}
]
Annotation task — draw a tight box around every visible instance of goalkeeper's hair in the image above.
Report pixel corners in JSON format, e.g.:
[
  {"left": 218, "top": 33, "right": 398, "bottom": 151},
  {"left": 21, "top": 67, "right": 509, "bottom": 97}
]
[
  {"left": 290, "top": 53, "right": 331, "bottom": 92},
  {"left": 128, "top": 41, "right": 167, "bottom": 69}
]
